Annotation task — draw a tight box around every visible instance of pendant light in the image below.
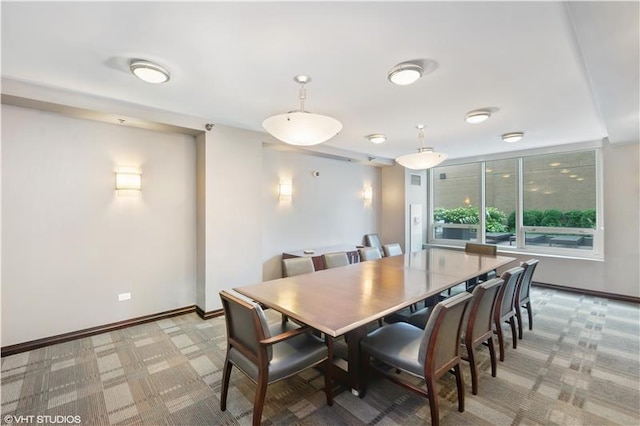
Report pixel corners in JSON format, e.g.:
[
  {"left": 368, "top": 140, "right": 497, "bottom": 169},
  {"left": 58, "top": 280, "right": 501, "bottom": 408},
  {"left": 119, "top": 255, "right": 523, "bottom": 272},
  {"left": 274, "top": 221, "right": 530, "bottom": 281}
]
[
  {"left": 262, "top": 75, "right": 343, "bottom": 146},
  {"left": 395, "top": 125, "right": 448, "bottom": 170}
]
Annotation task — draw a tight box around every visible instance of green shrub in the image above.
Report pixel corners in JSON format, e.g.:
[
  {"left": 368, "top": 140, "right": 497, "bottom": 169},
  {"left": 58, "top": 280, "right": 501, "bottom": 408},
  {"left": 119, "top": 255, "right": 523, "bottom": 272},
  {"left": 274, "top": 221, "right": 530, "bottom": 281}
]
[{"left": 439, "top": 207, "right": 596, "bottom": 231}]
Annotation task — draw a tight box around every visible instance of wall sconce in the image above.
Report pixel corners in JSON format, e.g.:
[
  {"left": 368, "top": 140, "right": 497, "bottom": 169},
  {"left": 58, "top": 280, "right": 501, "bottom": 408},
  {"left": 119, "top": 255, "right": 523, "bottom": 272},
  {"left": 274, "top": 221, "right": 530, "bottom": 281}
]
[
  {"left": 115, "top": 166, "right": 142, "bottom": 196},
  {"left": 279, "top": 179, "right": 292, "bottom": 202},
  {"left": 363, "top": 186, "right": 373, "bottom": 204}
]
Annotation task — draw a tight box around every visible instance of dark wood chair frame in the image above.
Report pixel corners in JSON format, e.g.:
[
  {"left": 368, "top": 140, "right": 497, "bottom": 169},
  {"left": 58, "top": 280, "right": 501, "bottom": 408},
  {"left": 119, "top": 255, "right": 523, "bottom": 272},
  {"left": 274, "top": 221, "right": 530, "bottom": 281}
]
[
  {"left": 461, "top": 278, "right": 503, "bottom": 395},
  {"left": 493, "top": 266, "right": 524, "bottom": 361},
  {"left": 515, "top": 259, "right": 539, "bottom": 339},
  {"left": 359, "top": 293, "right": 472, "bottom": 426},
  {"left": 220, "top": 290, "right": 333, "bottom": 426}
]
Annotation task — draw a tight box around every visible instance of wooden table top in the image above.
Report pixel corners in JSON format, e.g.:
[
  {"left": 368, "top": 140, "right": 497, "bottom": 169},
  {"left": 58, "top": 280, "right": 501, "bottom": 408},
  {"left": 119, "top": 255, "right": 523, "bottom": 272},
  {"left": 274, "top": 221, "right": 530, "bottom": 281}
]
[{"left": 234, "top": 248, "right": 516, "bottom": 337}]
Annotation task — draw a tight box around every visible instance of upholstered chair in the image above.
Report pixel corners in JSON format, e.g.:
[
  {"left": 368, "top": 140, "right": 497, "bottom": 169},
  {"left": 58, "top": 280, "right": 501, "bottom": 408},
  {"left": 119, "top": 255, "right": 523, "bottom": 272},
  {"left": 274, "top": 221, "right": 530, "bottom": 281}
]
[
  {"left": 515, "top": 258, "right": 539, "bottom": 339},
  {"left": 322, "top": 251, "right": 350, "bottom": 269},
  {"left": 282, "top": 256, "right": 315, "bottom": 277},
  {"left": 494, "top": 266, "right": 524, "bottom": 361},
  {"left": 382, "top": 243, "right": 403, "bottom": 257},
  {"left": 359, "top": 246, "right": 382, "bottom": 261}
]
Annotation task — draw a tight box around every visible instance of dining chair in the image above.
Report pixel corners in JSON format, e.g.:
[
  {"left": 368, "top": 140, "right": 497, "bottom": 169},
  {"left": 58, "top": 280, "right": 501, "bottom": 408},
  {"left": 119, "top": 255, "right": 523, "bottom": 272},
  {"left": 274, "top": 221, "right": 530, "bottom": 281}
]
[
  {"left": 464, "top": 242, "right": 498, "bottom": 291},
  {"left": 461, "top": 278, "right": 503, "bottom": 395},
  {"left": 322, "top": 251, "right": 350, "bottom": 269},
  {"left": 282, "top": 256, "right": 315, "bottom": 277},
  {"left": 359, "top": 246, "right": 382, "bottom": 261},
  {"left": 382, "top": 243, "right": 403, "bottom": 257},
  {"left": 364, "top": 233, "right": 384, "bottom": 255},
  {"left": 219, "top": 290, "right": 333, "bottom": 426},
  {"left": 515, "top": 258, "right": 539, "bottom": 339},
  {"left": 493, "top": 266, "right": 524, "bottom": 361},
  {"left": 359, "top": 292, "right": 473, "bottom": 426}
]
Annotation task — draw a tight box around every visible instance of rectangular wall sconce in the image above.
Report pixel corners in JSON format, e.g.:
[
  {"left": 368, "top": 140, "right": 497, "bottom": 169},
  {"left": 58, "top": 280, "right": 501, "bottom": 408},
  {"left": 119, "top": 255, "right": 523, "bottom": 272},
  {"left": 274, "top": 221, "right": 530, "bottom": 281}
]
[
  {"left": 279, "top": 179, "right": 292, "bottom": 202},
  {"left": 363, "top": 186, "right": 373, "bottom": 204},
  {"left": 115, "top": 166, "right": 142, "bottom": 196}
]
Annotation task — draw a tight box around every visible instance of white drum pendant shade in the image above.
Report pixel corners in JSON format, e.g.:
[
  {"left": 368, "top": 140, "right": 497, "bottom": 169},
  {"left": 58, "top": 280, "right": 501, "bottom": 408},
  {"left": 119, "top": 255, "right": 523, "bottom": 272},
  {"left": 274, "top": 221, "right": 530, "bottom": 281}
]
[
  {"left": 262, "top": 111, "right": 343, "bottom": 146},
  {"left": 395, "top": 149, "right": 448, "bottom": 170}
]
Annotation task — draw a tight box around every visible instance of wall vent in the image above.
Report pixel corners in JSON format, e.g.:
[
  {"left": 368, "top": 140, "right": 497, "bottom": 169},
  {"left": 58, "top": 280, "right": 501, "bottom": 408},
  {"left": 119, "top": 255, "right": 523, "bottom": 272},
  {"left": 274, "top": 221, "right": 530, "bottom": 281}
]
[{"left": 410, "top": 174, "right": 422, "bottom": 186}]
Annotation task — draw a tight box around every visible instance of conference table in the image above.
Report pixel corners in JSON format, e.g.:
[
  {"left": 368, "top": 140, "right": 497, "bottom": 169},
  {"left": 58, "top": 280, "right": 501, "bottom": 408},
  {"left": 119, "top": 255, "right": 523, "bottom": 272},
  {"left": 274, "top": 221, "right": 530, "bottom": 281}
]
[{"left": 234, "top": 247, "right": 516, "bottom": 394}]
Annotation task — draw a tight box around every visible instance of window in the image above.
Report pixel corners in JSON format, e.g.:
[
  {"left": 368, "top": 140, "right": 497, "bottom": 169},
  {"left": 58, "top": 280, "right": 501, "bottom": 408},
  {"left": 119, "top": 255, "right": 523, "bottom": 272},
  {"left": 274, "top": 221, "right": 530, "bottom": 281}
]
[{"left": 429, "top": 149, "right": 601, "bottom": 257}]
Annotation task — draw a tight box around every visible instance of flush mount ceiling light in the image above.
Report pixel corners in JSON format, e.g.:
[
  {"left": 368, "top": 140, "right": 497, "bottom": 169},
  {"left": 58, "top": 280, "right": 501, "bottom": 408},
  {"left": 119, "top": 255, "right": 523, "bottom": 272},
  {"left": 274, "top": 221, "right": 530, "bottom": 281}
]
[
  {"left": 366, "top": 134, "right": 387, "bottom": 144},
  {"left": 387, "top": 62, "right": 424, "bottom": 85},
  {"left": 465, "top": 109, "right": 492, "bottom": 124},
  {"left": 501, "top": 132, "right": 524, "bottom": 143},
  {"left": 262, "top": 75, "right": 343, "bottom": 146},
  {"left": 395, "top": 125, "right": 448, "bottom": 170},
  {"left": 130, "top": 60, "right": 170, "bottom": 84}
]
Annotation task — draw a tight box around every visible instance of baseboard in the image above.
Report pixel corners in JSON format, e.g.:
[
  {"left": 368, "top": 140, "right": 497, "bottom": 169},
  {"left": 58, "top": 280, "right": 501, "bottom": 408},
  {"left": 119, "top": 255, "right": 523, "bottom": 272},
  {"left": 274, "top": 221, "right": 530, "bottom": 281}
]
[
  {"left": 1, "top": 305, "right": 197, "bottom": 357},
  {"left": 533, "top": 281, "right": 640, "bottom": 304},
  {"left": 195, "top": 305, "right": 224, "bottom": 320}
]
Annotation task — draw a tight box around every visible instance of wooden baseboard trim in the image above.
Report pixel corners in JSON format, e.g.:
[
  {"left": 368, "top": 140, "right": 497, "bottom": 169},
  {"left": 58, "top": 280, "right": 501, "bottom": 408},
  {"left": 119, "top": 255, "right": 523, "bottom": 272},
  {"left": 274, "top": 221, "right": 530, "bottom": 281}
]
[
  {"left": 533, "top": 282, "right": 640, "bottom": 304},
  {"left": 195, "top": 306, "right": 224, "bottom": 320},
  {"left": 1, "top": 305, "right": 197, "bottom": 357}
]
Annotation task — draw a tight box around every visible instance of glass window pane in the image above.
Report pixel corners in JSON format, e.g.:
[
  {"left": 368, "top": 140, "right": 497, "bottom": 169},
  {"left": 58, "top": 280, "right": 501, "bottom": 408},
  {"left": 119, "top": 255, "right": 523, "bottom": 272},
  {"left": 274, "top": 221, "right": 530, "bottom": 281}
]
[
  {"left": 432, "top": 163, "right": 481, "bottom": 241},
  {"left": 485, "top": 159, "right": 517, "bottom": 246}
]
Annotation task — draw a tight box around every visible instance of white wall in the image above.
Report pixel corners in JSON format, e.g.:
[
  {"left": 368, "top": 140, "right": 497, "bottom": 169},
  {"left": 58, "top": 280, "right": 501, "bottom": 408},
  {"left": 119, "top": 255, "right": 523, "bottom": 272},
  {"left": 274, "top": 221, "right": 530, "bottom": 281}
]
[
  {"left": 261, "top": 149, "right": 381, "bottom": 280},
  {"left": 530, "top": 141, "right": 639, "bottom": 297},
  {"left": 1, "top": 105, "right": 197, "bottom": 346}
]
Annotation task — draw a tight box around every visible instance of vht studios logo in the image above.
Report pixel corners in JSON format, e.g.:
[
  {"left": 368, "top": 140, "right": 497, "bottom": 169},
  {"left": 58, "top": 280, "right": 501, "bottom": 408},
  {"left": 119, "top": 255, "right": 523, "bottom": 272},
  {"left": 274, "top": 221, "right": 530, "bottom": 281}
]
[{"left": 3, "top": 415, "right": 82, "bottom": 424}]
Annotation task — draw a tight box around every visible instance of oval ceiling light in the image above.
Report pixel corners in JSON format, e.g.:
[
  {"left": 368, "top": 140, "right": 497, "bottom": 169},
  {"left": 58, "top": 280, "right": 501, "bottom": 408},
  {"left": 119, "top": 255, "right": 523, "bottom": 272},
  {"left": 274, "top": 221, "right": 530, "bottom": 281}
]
[
  {"left": 130, "top": 60, "right": 170, "bottom": 84},
  {"left": 502, "top": 131, "right": 524, "bottom": 143},
  {"left": 465, "top": 110, "right": 491, "bottom": 124},
  {"left": 395, "top": 125, "right": 448, "bottom": 170},
  {"left": 262, "top": 75, "right": 342, "bottom": 146},
  {"left": 387, "top": 62, "right": 424, "bottom": 85},
  {"left": 366, "top": 134, "right": 387, "bottom": 144}
]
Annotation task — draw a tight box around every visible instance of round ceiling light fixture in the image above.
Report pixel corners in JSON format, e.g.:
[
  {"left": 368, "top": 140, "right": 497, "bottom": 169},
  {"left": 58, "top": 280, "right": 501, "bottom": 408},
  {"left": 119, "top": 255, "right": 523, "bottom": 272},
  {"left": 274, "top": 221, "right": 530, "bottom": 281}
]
[
  {"left": 501, "top": 131, "right": 524, "bottom": 143},
  {"left": 366, "top": 134, "right": 387, "bottom": 144},
  {"left": 387, "top": 62, "right": 424, "bottom": 85},
  {"left": 130, "top": 60, "right": 171, "bottom": 84},
  {"left": 465, "top": 109, "right": 491, "bottom": 124}
]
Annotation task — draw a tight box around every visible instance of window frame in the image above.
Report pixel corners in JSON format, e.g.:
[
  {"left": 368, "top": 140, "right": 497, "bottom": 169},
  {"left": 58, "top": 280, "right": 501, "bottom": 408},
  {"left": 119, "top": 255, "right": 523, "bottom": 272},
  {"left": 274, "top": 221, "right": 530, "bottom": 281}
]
[{"left": 427, "top": 142, "right": 604, "bottom": 260}]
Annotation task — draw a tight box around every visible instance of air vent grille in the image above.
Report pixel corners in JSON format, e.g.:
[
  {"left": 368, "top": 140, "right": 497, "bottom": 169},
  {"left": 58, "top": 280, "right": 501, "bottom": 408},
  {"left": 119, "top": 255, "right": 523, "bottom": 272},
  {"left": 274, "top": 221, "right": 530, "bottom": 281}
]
[{"left": 410, "top": 174, "right": 422, "bottom": 186}]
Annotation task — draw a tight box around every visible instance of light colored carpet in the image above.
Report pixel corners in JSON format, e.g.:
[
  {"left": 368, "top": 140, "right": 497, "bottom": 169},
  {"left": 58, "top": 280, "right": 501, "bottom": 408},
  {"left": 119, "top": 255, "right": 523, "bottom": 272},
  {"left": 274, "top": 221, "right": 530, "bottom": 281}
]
[{"left": 2, "top": 287, "right": 639, "bottom": 425}]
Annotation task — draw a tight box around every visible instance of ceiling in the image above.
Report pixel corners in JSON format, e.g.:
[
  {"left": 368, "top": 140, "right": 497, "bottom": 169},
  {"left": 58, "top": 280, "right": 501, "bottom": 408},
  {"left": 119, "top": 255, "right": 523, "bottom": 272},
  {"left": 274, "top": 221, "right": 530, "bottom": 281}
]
[{"left": 2, "top": 1, "right": 638, "bottom": 163}]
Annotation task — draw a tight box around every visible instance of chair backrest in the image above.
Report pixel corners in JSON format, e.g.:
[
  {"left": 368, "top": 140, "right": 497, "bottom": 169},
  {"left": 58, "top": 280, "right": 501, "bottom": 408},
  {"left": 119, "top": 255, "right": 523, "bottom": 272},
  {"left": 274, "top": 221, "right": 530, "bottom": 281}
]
[
  {"left": 364, "top": 233, "right": 383, "bottom": 254},
  {"left": 322, "top": 251, "right": 350, "bottom": 269},
  {"left": 419, "top": 292, "right": 473, "bottom": 379},
  {"left": 517, "top": 259, "right": 539, "bottom": 303},
  {"left": 466, "top": 278, "right": 503, "bottom": 344},
  {"left": 383, "top": 243, "right": 403, "bottom": 257},
  {"left": 219, "top": 290, "right": 273, "bottom": 361},
  {"left": 359, "top": 246, "right": 382, "bottom": 261},
  {"left": 465, "top": 242, "right": 497, "bottom": 255},
  {"left": 496, "top": 266, "right": 524, "bottom": 319},
  {"left": 282, "top": 257, "right": 315, "bottom": 277}
]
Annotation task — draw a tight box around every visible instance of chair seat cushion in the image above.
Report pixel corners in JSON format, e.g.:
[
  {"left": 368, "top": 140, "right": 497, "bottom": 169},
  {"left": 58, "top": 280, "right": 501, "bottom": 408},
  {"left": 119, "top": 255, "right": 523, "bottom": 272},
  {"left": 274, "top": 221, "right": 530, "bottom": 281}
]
[
  {"left": 360, "top": 322, "right": 424, "bottom": 376},
  {"left": 229, "top": 322, "right": 327, "bottom": 384}
]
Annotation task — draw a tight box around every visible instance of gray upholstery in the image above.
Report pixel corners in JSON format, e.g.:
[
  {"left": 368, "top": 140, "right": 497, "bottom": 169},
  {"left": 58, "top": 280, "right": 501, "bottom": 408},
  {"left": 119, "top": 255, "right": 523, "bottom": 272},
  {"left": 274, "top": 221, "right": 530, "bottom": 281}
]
[
  {"left": 219, "top": 290, "right": 332, "bottom": 425},
  {"left": 494, "top": 266, "right": 524, "bottom": 361},
  {"left": 359, "top": 246, "right": 382, "bottom": 261},
  {"left": 364, "top": 233, "right": 383, "bottom": 254},
  {"left": 383, "top": 243, "right": 403, "bottom": 257},
  {"left": 282, "top": 256, "right": 315, "bottom": 277},
  {"left": 360, "top": 292, "right": 472, "bottom": 425},
  {"left": 408, "top": 305, "right": 434, "bottom": 329},
  {"left": 322, "top": 251, "right": 350, "bottom": 269},
  {"left": 363, "top": 293, "right": 472, "bottom": 376},
  {"left": 515, "top": 259, "right": 539, "bottom": 339}
]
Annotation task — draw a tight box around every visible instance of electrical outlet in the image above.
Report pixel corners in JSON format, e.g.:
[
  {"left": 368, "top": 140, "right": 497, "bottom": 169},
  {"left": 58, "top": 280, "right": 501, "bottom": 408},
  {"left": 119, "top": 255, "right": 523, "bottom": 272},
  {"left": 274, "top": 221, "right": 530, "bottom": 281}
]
[{"left": 118, "top": 292, "right": 131, "bottom": 301}]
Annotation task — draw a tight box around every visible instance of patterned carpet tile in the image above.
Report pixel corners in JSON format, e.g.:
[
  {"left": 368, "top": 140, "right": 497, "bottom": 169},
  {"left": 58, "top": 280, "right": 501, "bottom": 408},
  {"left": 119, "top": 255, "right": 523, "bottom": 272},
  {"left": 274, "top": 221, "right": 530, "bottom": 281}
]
[{"left": 2, "top": 289, "right": 639, "bottom": 425}]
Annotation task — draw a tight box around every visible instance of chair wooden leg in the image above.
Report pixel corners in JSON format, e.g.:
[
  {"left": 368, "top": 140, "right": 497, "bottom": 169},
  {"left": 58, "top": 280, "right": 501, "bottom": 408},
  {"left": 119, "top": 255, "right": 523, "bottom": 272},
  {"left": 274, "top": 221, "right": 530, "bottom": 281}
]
[
  {"left": 220, "top": 358, "right": 233, "bottom": 411},
  {"left": 526, "top": 302, "right": 533, "bottom": 330},
  {"left": 488, "top": 337, "right": 497, "bottom": 377},
  {"left": 467, "top": 345, "right": 479, "bottom": 395},
  {"left": 453, "top": 364, "right": 465, "bottom": 412},
  {"left": 516, "top": 304, "right": 524, "bottom": 340},
  {"left": 252, "top": 375, "right": 269, "bottom": 426},
  {"left": 495, "top": 321, "right": 505, "bottom": 362},
  {"left": 425, "top": 377, "right": 440, "bottom": 426},
  {"left": 509, "top": 317, "right": 517, "bottom": 349}
]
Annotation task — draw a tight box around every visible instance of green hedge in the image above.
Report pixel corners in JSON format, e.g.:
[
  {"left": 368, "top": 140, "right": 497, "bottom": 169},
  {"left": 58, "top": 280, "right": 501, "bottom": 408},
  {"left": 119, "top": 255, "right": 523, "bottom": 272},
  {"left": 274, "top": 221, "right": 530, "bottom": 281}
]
[
  {"left": 507, "top": 209, "right": 596, "bottom": 230},
  {"left": 434, "top": 206, "right": 508, "bottom": 232}
]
